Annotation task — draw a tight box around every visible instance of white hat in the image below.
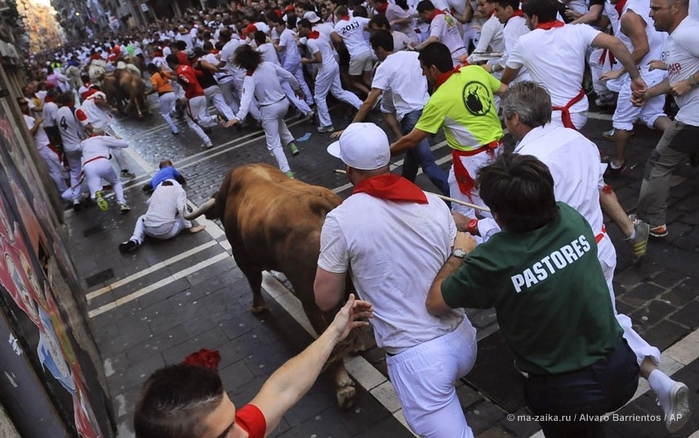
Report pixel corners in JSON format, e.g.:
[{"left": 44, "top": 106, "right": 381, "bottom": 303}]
[
  {"left": 327, "top": 123, "right": 390, "bottom": 171},
  {"left": 303, "top": 11, "right": 322, "bottom": 23}
]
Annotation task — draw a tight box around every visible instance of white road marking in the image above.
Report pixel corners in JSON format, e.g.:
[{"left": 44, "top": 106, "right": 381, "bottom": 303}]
[
  {"left": 87, "top": 252, "right": 230, "bottom": 318},
  {"left": 86, "top": 240, "right": 219, "bottom": 301}
]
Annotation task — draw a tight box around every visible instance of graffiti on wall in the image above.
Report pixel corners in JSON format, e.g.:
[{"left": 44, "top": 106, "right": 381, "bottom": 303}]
[{"left": 0, "top": 99, "right": 107, "bottom": 437}]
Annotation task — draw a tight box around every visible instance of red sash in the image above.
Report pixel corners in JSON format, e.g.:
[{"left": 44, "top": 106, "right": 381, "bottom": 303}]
[
  {"left": 451, "top": 140, "right": 502, "bottom": 198},
  {"left": 552, "top": 89, "right": 585, "bottom": 130}
]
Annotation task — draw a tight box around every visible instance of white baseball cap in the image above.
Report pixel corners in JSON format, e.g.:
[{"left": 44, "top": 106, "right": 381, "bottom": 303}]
[
  {"left": 303, "top": 11, "right": 322, "bottom": 23},
  {"left": 327, "top": 123, "right": 390, "bottom": 171}
]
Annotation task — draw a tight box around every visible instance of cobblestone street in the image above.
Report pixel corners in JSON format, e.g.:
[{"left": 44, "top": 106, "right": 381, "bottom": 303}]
[{"left": 64, "top": 94, "right": 699, "bottom": 438}]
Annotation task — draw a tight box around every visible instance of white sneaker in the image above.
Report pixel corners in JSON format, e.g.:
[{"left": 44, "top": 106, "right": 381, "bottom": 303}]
[
  {"left": 662, "top": 382, "right": 690, "bottom": 433},
  {"left": 317, "top": 125, "right": 334, "bottom": 133},
  {"left": 202, "top": 142, "right": 213, "bottom": 149}
]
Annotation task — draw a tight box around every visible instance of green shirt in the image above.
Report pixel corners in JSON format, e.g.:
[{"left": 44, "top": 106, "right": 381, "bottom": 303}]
[
  {"left": 415, "top": 65, "right": 503, "bottom": 151},
  {"left": 441, "top": 203, "right": 623, "bottom": 375}
]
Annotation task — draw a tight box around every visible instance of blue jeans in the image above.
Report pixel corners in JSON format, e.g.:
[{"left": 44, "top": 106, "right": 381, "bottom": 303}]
[{"left": 400, "top": 110, "right": 450, "bottom": 196}]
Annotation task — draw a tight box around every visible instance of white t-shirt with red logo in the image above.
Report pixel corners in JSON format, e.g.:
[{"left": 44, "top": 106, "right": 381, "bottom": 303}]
[{"left": 663, "top": 17, "right": 699, "bottom": 126}]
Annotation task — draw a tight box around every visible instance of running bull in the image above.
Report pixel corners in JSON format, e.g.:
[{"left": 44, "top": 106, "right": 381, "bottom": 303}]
[{"left": 185, "top": 163, "right": 362, "bottom": 409}]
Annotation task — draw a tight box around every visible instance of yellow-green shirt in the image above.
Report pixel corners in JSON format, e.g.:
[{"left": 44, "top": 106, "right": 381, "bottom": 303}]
[{"left": 415, "top": 65, "right": 503, "bottom": 151}]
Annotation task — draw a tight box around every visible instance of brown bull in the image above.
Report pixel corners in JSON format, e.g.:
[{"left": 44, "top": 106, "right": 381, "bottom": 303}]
[
  {"left": 185, "top": 163, "right": 362, "bottom": 409},
  {"left": 101, "top": 69, "right": 149, "bottom": 118}
]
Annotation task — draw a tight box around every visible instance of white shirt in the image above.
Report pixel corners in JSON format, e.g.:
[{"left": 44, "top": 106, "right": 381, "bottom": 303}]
[
  {"left": 79, "top": 92, "right": 113, "bottom": 130},
  {"left": 236, "top": 62, "right": 299, "bottom": 120},
  {"left": 42, "top": 101, "right": 59, "bottom": 127},
  {"left": 306, "top": 35, "right": 337, "bottom": 69},
  {"left": 334, "top": 16, "right": 372, "bottom": 58},
  {"left": 258, "top": 42, "right": 280, "bottom": 65},
  {"left": 467, "top": 15, "right": 505, "bottom": 65},
  {"left": 500, "top": 16, "right": 530, "bottom": 79},
  {"left": 318, "top": 192, "right": 464, "bottom": 353},
  {"left": 144, "top": 181, "right": 187, "bottom": 228},
  {"left": 79, "top": 135, "right": 128, "bottom": 164},
  {"left": 385, "top": 3, "right": 418, "bottom": 43},
  {"left": 278, "top": 28, "right": 302, "bottom": 69},
  {"left": 220, "top": 38, "right": 242, "bottom": 74},
  {"left": 429, "top": 12, "right": 466, "bottom": 61},
  {"left": 56, "top": 105, "right": 88, "bottom": 151},
  {"left": 479, "top": 124, "right": 605, "bottom": 240},
  {"left": 664, "top": 17, "right": 699, "bottom": 126},
  {"left": 508, "top": 24, "right": 600, "bottom": 113},
  {"left": 23, "top": 114, "right": 50, "bottom": 150},
  {"left": 372, "top": 51, "right": 429, "bottom": 121}
]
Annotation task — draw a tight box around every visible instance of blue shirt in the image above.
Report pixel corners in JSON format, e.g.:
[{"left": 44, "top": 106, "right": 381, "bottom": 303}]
[{"left": 150, "top": 166, "right": 183, "bottom": 188}]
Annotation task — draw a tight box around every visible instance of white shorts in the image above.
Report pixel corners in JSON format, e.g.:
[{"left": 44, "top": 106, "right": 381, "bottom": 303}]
[
  {"left": 612, "top": 69, "right": 668, "bottom": 131},
  {"left": 349, "top": 50, "right": 373, "bottom": 76}
]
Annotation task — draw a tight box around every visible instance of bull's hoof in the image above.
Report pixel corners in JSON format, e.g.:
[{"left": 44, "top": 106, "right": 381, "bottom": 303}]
[
  {"left": 336, "top": 380, "right": 356, "bottom": 410},
  {"left": 250, "top": 305, "right": 268, "bottom": 314}
]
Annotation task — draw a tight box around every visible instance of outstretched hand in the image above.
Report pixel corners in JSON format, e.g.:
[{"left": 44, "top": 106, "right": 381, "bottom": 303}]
[
  {"left": 330, "top": 294, "right": 373, "bottom": 341},
  {"left": 330, "top": 129, "right": 345, "bottom": 139}
]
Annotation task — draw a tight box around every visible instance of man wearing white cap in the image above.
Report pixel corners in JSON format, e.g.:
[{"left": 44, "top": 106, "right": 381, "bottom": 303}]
[{"left": 315, "top": 122, "right": 477, "bottom": 438}]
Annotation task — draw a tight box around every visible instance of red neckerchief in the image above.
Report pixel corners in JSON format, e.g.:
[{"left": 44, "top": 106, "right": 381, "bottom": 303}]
[
  {"left": 536, "top": 20, "right": 565, "bottom": 30},
  {"left": 307, "top": 30, "right": 320, "bottom": 39},
  {"left": 614, "top": 0, "right": 628, "bottom": 16},
  {"left": 375, "top": 2, "right": 388, "bottom": 14},
  {"left": 340, "top": 15, "right": 351, "bottom": 20},
  {"left": 352, "top": 174, "right": 428, "bottom": 204},
  {"left": 429, "top": 9, "right": 446, "bottom": 21},
  {"left": 507, "top": 10, "right": 524, "bottom": 22},
  {"left": 435, "top": 66, "right": 461, "bottom": 90}
]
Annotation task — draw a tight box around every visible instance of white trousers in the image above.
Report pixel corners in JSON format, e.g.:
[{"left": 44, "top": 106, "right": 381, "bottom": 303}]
[
  {"left": 186, "top": 95, "right": 214, "bottom": 143},
  {"left": 597, "top": 236, "right": 662, "bottom": 366},
  {"left": 220, "top": 77, "right": 262, "bottom": 121},
  {"left": 281, "top": 81, "right": 312, "bottom": 116},
  {"left": 130, "top": 214, "right": 190, "bottom": 244},
  {"left": 612, "top": 69, "right": 668, "bottom": 131},
  {"left": 285, "top": 62, "right": 314, "bottom": 106},
  {"left": 314, "top": 62, "right": 363, "bottom": 128},
  {"left": 64, "top": 147, "right": 84, "bottom": 202},
  {"left": 387, "top": 318, "right": 477, "bottom": 438},
  {"left": 204, "top": 85, "right": 236, "bottom": 121},
  {"left": 157, "top": 91, "right": 180, "bottom": 133},
  {"left": 83, "top": 158, "right": 126, "bottom": 204},
  {"left": 260, "top": 99, "right": 295, "bottom": 173},
  {"left": 38, "top": 146, "right": 68, "bottom": 193}
]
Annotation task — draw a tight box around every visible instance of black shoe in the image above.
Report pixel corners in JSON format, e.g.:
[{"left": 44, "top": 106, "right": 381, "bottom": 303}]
[
  {"left": 605, "top": 162, "right": 627, "bottom": 177},
  {"left": 73, "top": 201, "right": 81, "bottom": 212},
  {"left": 119, "top": 240, "right": 140, "bottom": 253}
]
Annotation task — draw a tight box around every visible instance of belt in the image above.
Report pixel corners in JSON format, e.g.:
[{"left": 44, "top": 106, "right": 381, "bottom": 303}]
[
  {"left": 83, "top": 155, "right": 108, "bottom": 166},
  {"left": 259, "top": 96, "right": 286, "bottom": 107}
]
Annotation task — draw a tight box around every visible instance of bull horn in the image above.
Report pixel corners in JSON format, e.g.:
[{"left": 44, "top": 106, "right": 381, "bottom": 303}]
[{"left": 184, "top": 198, "right": 215, "bottom": 220}]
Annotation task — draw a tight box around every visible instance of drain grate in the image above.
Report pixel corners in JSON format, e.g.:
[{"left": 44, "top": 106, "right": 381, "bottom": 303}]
[
  {"left": 85, "top": 269, "right": 114, "bottom": 288},
  {"left": 83, "top": 224, "right": 106, "bottom": 237}
]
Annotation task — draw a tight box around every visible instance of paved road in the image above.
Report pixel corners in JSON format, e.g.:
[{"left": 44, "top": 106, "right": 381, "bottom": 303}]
[{"left": 64, "top": 94, "right": 699, "bottom": 438}]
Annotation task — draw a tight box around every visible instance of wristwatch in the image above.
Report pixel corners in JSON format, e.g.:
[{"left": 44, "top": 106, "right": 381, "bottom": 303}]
[{"left": 451, "top": 248, "right": 467, "bottom": 259}]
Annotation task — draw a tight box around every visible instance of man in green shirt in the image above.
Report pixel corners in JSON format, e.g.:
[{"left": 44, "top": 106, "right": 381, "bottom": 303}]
[
  {"left": 426, "top": 153, "right": 639, "bottom": 437},
  {"left": 390, "top": 42, "right": 507, "bottom": 219}
]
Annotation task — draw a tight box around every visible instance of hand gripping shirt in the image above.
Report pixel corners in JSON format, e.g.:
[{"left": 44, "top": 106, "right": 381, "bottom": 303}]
[
  {"left": 441, "top": 203, "right": 623, "bottom": 375},
  {"left": 415, "top": 65, "right": 503, "bottom": 151}
]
